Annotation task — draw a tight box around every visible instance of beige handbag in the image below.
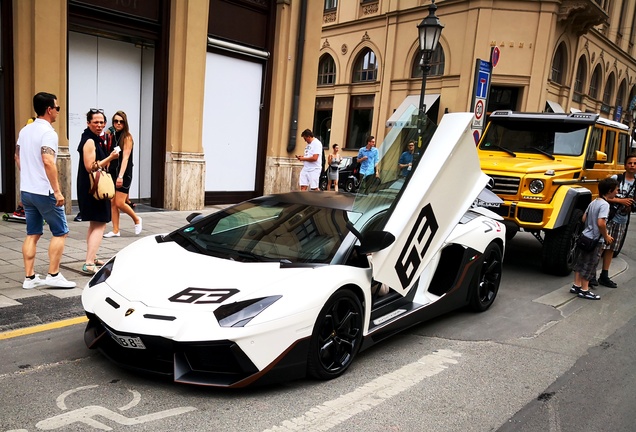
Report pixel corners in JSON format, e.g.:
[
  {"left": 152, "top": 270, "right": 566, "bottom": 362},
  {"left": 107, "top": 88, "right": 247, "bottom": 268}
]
[{"left": 88, "top": 167, "right": 115, "bottom": 200}]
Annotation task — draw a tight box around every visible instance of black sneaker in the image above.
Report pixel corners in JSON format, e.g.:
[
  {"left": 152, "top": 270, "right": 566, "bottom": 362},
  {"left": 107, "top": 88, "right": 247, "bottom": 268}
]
[
  {"left": 578, "top": 290, "right": 601, "bottom": 300},
  {"left": 589, "top": 277, "right": 599, "bottom": 286},
  {"left": 598, "top": 277, "right": 618, "bottom": 288},
  {"left": 570, "top": 285, "right": 581, "bottom": 294}
]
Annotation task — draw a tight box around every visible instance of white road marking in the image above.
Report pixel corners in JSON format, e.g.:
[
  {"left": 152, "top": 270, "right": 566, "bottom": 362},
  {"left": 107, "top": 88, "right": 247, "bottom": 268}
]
[
  {"left": 264, "top": 349, "right": 461, "bottom": 432},
  {"left": 56, "top": 385, "right": 98, "bottom": 410},
  {"left": 118, "top": 390, "right": 141, "bottom": 411}
]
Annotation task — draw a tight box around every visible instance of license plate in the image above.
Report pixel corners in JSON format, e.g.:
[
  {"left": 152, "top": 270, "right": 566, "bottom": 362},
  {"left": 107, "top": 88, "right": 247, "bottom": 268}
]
[{"left": 107, "top": 330, "right": 146, "bottom": 350}]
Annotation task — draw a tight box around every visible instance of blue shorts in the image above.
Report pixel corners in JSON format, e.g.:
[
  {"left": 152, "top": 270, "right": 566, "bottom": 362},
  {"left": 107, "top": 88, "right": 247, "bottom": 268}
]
[{"left": 20, "top": 191, "right": 69, "bottom": 237}]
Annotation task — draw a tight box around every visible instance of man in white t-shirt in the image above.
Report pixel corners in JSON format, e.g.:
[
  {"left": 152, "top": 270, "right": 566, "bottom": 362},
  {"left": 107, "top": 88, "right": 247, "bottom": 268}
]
[
  {"left": 296, "top": 129, "right": 323, "bottom": 191},
  {"left": 14, "top": 92, "right": 75, "bottom": 289}
]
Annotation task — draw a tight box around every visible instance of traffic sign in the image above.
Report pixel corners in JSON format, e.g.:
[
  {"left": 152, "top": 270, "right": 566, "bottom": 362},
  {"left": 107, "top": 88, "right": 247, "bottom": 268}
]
[{"left": 491, "top": 46, "right": 500, "bottom": 68}]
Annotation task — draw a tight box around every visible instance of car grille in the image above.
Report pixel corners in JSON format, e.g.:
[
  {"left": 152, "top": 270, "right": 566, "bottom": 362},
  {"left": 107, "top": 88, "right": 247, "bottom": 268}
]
[
  {"left": 518, "top": 208, "right": 543, "bottom": 223},
  {"left": 491, "top": 175, "right": 520, "bottom": 195}
]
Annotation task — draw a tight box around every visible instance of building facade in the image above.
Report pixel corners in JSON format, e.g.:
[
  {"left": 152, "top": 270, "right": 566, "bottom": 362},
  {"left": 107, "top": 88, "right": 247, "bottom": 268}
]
[
  {"left": 1, "top": 0, "right": 323, "bottom": 213},
  {"left": 315, "top": 0, "right": 636, "bottom": 159},
  {"left": 3, "top": 0, "right": 636, "bottom": 213}
]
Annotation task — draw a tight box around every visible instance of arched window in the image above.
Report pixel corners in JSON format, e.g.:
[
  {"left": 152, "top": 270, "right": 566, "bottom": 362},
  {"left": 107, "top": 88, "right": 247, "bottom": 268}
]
[
  {"left": 574, "top": 56, "right": 587, "bottom": 94},
  {"left": 589, "top": 65, "right": 603, "bottom": 99},
  {"left": 550, "top": 42, "right": 567, "bottom": 84},
  {"left": 603, "top": 72, "right": 615, "bottom": 105},
  {"left": 318, "top": 54, "right": 336, "bottom": 86},
  {"left": 616, "top": 79, "right": 626, "bottom": 110},
  {"left": 411, "top": 45, "right": 445, "bottom": 78},
  {"left": 352, "top": 48, "right": 378, "bottom": 82}
]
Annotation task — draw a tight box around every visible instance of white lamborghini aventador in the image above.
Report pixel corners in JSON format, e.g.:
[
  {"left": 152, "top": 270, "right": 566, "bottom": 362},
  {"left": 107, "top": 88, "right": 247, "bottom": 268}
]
[{"left": 82, "top": 112, "right": 505, "bottom": 387}]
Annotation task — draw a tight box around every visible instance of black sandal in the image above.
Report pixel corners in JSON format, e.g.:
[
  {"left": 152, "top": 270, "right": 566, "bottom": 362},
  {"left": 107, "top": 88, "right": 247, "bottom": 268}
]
[{"left": 578, "top": 290, "right": 601, "bottom": 300}]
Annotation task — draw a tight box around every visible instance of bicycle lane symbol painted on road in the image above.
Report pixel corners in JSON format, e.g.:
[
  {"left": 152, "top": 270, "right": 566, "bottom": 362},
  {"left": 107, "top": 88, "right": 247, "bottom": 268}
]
[{"left": 5, "top": 384, "right": 196, "bottom": 431}]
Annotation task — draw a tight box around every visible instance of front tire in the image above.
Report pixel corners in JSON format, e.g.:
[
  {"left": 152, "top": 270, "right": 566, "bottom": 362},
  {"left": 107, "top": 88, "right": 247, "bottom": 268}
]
[
  {"left": 307, "top": 289, "right": 363, "bottom": 380},
  {"left": 344, "top": 178, "right": 356, "bottom": 193},
  {"left": 469, "top": 242, "right": 502, "bottom": 312},
  {"left": 541, "top": 209, "right": 583, "bottom": 276}
]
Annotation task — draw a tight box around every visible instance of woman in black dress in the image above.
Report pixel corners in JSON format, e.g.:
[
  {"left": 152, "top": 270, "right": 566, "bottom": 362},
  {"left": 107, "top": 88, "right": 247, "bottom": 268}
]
[
  {"left": 77, "top": 109, "right": 119, "bottom": 274},
  {"left": 103, "top": 110, "right": 142, "bottom": 238}
]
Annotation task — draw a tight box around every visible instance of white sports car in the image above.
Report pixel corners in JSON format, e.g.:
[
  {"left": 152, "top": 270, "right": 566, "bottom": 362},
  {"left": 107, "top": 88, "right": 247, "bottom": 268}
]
[{"left": 82, "top": 112, "right": 505, "bottom": 387}]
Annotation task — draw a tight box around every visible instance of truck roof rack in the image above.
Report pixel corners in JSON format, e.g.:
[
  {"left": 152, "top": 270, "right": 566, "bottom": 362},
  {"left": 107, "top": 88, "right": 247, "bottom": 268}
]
[{"left": 489, "top": 110, "right": 599, "bottom": 124}]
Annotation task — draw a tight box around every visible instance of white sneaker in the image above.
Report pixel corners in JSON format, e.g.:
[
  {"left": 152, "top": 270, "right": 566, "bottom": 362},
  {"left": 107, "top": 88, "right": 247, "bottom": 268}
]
[
  {"left": 134, "top": 218, "right": 143, "bottom": 235},
  {"left": 45, "top": 273, "right": 76, "bottom": 289},
  {"left": 23, "top": 274, "right": 46, "bottom": 289},
  {"left": 103, "top": 231, "right": 120, "bottom": 238}
]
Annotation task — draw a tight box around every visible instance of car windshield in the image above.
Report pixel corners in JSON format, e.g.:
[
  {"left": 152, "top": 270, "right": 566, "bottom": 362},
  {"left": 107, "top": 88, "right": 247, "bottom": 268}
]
[
  {"left": 479, "top": 120, "right": 589, "bottom": 156},
  {"left": 171, "top": 198, "right": 361, "bottom": 264}
]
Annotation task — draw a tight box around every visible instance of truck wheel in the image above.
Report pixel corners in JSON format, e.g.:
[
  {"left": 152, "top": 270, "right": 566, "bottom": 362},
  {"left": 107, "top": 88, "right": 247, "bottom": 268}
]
[{"left": 541, "top": 209, "right": 583, "bottom": 276}]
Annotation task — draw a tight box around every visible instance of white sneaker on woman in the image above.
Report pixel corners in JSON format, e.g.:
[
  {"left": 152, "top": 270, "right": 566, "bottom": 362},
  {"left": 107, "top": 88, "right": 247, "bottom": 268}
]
[
  {"left": 134, "top": 218, "right": 143, "bottom": 235},
  {"left": 103, "top": 231, "right": 120, "bottom": 238}
]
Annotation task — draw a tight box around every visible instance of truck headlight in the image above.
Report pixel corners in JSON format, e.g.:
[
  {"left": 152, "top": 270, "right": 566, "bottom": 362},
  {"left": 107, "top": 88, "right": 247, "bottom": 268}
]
[{"left": 529, "top": 179, "right": 545, "bottom": 194}]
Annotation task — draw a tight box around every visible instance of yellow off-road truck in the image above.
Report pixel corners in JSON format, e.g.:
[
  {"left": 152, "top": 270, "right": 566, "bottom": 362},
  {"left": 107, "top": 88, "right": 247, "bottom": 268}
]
[{"left": 478, "top": 111, "right": 631, "bottom": 275}]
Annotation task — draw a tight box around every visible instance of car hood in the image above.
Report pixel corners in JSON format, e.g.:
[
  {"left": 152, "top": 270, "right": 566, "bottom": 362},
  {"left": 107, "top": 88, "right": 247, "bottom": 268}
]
[
  {"left": 102, "top": 236, "right": 310, "bottom": 310},
  {"left": 370, "top": 113, "right": 491, "bottom": 292},
  {"left": 479, "top": 156, "right": 581, "bottom": 174}
]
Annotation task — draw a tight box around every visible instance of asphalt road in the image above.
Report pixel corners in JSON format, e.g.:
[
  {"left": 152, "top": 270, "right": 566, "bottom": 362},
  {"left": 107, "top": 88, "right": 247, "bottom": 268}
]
[{"left": 1, "top": 231, "right": 636, "bottom": 431}]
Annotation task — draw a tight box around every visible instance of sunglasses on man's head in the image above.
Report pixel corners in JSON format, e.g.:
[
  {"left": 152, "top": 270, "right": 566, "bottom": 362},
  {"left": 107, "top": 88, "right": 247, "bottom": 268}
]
[{"left": 89, "top": 108, "right": 104, "bottom": 114}]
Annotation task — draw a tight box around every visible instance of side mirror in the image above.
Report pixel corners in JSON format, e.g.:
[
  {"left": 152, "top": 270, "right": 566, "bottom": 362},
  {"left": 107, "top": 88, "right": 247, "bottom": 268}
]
[
  {"left": 186, "top": 212, "right": 202, "bottom": 223},
  {"left": 358, "top": 230, "right": 396, "bottom": 255},
  {"left": 585, "top": 150, "right": 607, "bottom": 169}
]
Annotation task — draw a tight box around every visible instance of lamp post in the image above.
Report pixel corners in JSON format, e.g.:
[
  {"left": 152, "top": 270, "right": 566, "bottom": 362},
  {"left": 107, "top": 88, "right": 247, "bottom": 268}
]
[{"left": 417, "top": 0, "right": 444, "bottom": 151}]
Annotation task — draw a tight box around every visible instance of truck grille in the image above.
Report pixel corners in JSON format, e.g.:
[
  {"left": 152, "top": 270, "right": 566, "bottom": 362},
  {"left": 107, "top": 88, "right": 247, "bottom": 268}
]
[{"left": 491, "top": 175, "right": 520, "bottom": 195}]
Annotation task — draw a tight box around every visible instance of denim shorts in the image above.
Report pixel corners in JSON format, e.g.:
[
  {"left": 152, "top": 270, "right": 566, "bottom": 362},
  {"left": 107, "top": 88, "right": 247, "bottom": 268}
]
[{"left": 21, "top": 191, "right": 69, "bottom": 237}]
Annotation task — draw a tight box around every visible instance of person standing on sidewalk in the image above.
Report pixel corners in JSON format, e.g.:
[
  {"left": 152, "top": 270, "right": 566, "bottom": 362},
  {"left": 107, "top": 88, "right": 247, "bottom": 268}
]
[
  {"left": 591, "top": 154, "right": 636, "bottom": 288},
  {"left": 77, "top": 108, "right": 120, "bottom": 274},
  {"left": 14, "top": 92, "right": 76, "bottom": 289},
  {"left": 103, "top": 111, "right": 142, "bottom": 238},
  {"left": 296, "top": 129, "right": 323, "bottom": 191}
]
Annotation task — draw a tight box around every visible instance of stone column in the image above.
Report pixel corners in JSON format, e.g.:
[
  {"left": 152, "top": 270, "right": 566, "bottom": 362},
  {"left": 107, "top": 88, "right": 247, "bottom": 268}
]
[
  {"left": 163, "top": 0, "right": 209, "bottom": 210},
  {"left": 13, "top": 0, "right": 71, "bottom": 214}
]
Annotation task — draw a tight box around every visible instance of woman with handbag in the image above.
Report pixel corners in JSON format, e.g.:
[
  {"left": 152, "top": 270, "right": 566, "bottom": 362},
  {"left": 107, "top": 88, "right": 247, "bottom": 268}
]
[
  {"left": 327, "top": 144, "right": 342, "bottom": 192},
  {"left": 76, "top": 109, "right": 119, "bottom": 274},
  {"left": 103, "top": 111, "right": 142, "bottom": 238}
]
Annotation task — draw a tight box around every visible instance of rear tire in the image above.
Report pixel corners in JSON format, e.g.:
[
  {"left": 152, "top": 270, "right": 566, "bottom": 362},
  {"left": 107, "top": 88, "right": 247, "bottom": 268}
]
[
  {"left": 307, "top": 289, "right": 363, "bottom": 380},
  {"left": 345, "top": 178, "right": 356, "bottom": 193},
  {"left": 469, "top": 242, "right": 502, "bottom": 312},
  {"left": 541, "top": 209, "right": 583, "bottom": 276}
]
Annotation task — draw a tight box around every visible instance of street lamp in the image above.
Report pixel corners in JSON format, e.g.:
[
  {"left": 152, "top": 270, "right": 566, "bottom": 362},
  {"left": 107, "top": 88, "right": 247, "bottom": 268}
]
[{"left": 417, "top": 0, "right": 444, "bottom": 151}]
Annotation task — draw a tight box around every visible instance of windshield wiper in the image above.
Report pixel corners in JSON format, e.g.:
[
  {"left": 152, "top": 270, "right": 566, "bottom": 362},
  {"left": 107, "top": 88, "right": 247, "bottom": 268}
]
[
  {"left": 488, "top": 144, "right": 516, "bottom": 157},
  {"left": 526, "top": 146, "right": 555, "bottom": 160}
]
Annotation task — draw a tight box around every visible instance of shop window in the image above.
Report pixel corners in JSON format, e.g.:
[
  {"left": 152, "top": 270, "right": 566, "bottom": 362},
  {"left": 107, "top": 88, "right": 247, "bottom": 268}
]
[
  {"left": 318, "top": 54, "right": 336, "bottom": 86},
  {"left": 313, "top": 97, "right": 333, "bottom": 147},
  {"left": 589, "top": 65, "right": 602, "bottom": 99},
  {"left": 352, "top": 48, "right": 377, "bottom": 82},
  {"left": 550, "top": 43, "right": 567, "bottom": 84},
  {"left": 603, "top": 72, "right": 615, "bottom": 105},
  {"left": 616, "top": 79, "right": 626, "bottom": 112},
  {"left": 411, "top": 45, "right": 445, "bottom": 78},
  {"left": 346, "top": 95, "right": 374, "bottom": 149}
]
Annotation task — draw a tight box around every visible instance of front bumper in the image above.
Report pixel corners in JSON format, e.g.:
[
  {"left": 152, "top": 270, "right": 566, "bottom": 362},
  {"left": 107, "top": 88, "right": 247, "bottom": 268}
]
[{"left": 84, "top": 313, "right": 309, "bottom": 387}]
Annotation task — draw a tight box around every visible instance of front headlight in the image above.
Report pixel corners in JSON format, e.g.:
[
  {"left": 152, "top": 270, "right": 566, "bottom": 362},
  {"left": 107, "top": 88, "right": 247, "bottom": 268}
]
[
  {"left": 529, "top": 179, "right": 545, "bottom": 194},
  {"left": 214, "top": 296, "right": 282, "bottom": 327},
  {"left": 88, "top": 257, "right": 115, "bottom": 287}
]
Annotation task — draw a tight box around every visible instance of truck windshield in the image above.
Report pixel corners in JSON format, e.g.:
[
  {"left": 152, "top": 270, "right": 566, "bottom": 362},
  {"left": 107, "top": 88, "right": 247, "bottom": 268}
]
[{"left": 479, "top": 121, "right": 588, "bottom": 156}]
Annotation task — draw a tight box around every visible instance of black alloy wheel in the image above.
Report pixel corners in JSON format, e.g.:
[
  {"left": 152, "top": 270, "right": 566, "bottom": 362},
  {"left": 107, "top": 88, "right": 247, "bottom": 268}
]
[
  {"left": 307, "top": 289, "right": 363, "bottom": 380},
  {"left": 469, "top": 242, "right": 503, "bottom": 312}
]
